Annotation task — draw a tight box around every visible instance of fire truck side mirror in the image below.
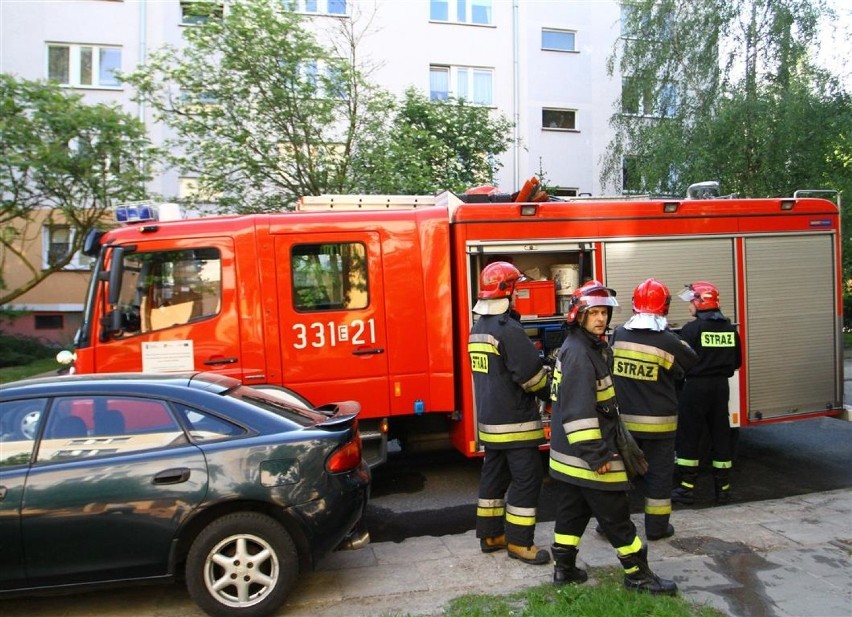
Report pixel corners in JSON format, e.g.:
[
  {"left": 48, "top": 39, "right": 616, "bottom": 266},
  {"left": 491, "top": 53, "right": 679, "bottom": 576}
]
[{"left": 106, "top": 246, "right": 126, "bottom": 306}]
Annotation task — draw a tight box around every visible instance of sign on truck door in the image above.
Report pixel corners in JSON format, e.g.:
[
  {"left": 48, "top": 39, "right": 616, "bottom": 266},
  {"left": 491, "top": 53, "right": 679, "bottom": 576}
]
[{"left": 275, "top": 232, "right": 390, "bottom": 411}]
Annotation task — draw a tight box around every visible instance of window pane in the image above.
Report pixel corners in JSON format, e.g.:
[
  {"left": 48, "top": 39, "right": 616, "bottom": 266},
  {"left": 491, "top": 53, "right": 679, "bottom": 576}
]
[
  {"left": 542, "top": 29, "right": 575, "bottom": 51},
  {"left": 430, "top": 66, "right": 449, "bottom": 100},
  {"left": 457, "top": 0, "right": 466, "bottom": 22},
  {"left": 47, "top": 45, "right": 70, "bottom": 84},
  {"left": 118, "top": 248, "right": 222, "bottom": 335},
  {"left": 176, "top": 403, "right": 246, "bottom": 442},
  {"left": 80, "top": 46, "right": 93, "bottom": 85},
  {"left": 99, "top": 48, "right": 121, "bottom": 86},
  {"left": 472, "top": 69, "right": 492, "bottom": 105},
  {"left": 291, "top": 243, "right": 368, "bottom": 311},
  {"left": 471, "top": 0, "right": 491, "bottom": 25},
  {"left": 430, "top": 0, "right": 448, "bottom": 21},
  {"left": 542, "top": 109, "right": 576, "bottom": 129},
  {"left": 327, "top": 0, "right": 346, "bottom": 14},
  {"left": 0, "top": 398, "right": 46, "bottom": 466},
  {"left": 457, "top": 67, "right": 469, "bottom": 100}
]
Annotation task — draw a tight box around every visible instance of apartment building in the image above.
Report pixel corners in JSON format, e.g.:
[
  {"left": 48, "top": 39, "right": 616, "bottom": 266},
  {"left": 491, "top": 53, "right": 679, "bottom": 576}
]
[{"left": 0, "top": 0, "right": 623, "bottom": 345}]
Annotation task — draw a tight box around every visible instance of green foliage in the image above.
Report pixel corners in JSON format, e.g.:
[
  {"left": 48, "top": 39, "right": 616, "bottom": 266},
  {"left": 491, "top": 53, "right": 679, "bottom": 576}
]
[
  {"left": 0, "top": 73, "right": 156, "bottom": 305},
  {"left": 0, "top": 332, "right": 58, "bottom": 368},
  {"left": 349, "top": 88, "right": 513, "bottom": 194},
  {"left": 603, "top": 0, "right": 849, "bottom": 199},
  {"left": 441, "top": 571, "right": 724, "bottom": 617},
  {"left": 121, "top": 0, "right": 513, "bottom": 211},
  {"left": 0, "top": 357, "right": 63, "bottom": 383}
]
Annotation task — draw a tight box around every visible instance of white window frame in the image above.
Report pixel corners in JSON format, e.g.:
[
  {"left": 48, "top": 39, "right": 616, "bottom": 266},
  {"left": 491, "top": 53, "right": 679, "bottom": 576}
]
[
  {"left": 430, "top": 0, "right": 492, "bottom": 26},
  {"left": 430, "top": 65, "right": 494, "bottom": 105},
  {"left": 46, "top": 43, "right": 122, "bottom": 89},
  {"left": 541, "top": 29, "right": 577, "bottom": 52},
  {"left": 285, "top": 0, "right": 348, "bottom": 16},
  {"left": 42, "top": 225, "right": 93, "bottom": 271},
  {"left": 542, "top": 108, "right": 578, "bottom": 131}
]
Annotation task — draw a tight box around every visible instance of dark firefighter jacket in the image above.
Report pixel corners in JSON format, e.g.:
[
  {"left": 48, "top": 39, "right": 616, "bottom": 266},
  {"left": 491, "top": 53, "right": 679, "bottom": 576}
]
[
  {"left": 679, "top": 310, "right": 742, "bottom": 378},
  {"left": 610, "top": 326, "right": 698, "bottom": 440},
  {"left": 468, "top": 310, "right": 549, "bottom": 449},
  {"left": 549, "top": 326, "right": 630, "bottom": 491}
]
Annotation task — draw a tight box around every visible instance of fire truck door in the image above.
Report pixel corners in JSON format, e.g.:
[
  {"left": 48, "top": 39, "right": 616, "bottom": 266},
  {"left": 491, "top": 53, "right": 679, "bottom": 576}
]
[
  {"left": 275, "top": 233, "right": 390, "bottom": 411},
  {"left": 93, "top": 238, "right": 242, "bottom": 379}
]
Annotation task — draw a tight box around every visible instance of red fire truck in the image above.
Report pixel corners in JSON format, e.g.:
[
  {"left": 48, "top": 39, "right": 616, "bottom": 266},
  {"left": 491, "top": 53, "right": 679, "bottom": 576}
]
[{"left": 66, "top": 181, "right": 845, "bottom": 466}]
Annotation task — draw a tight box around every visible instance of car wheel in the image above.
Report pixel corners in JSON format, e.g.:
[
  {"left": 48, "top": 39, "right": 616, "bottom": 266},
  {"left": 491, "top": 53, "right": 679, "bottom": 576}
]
[
  {"left": 186, "top": 512, "right": 298, "bottom": 617},
  {"left": 19, "top": 409, "right": 41, "bottom": 440}
]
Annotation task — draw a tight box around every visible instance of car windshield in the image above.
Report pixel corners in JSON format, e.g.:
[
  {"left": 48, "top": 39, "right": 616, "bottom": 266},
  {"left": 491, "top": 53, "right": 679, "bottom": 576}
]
[{"left": 227, "top": 386, "right": 330, "bottom": 427}]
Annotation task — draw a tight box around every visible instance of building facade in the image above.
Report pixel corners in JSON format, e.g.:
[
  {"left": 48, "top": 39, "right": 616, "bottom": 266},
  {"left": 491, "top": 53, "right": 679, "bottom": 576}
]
[{"left": 0, "top": 0, "right": 623, "bottom": 345}]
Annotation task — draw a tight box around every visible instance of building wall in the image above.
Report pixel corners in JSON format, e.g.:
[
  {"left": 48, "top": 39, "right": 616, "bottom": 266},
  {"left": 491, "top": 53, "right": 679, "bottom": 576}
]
[{"left": 0, "top": 0, "right": 623, "bottom": 344}]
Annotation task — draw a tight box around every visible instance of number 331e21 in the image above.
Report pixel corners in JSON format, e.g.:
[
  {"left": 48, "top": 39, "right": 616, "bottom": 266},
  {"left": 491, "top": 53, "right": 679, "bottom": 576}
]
[{"left": 292, "top": 319, "right": 377, "bottom": 349}]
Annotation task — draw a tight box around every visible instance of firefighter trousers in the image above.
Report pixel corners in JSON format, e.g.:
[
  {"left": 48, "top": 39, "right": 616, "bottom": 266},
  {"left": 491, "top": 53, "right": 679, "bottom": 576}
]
[
  {"left": 676, "top": 376, "right": 734, "bottom": 486},
  {"left": 476, "top": 446, "right": 543, "bottom": 547},
  {"left": 632, "top": 437, "right": 675, "bottom": 538},
  {"left": 552, "top": 481, "right": 643, "bottom": 560}
]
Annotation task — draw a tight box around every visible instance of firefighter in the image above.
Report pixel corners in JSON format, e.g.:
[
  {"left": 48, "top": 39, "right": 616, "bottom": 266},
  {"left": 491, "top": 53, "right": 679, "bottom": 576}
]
[
  {"left": 610, "top": 278, "right": 698, "bottom": 541},
  {"left": 549, "top": 280, "right": 677, "bottom": 595},
  {"left": 672, "top": 281, "right": 742, "bottom": 505},
  {"left": 468, "top": 261, "right": 551, "bottom": 565}
]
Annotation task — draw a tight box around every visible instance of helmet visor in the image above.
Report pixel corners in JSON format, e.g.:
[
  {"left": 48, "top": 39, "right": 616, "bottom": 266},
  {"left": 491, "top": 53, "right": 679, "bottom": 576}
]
[
  {"left": 677, "top": 287, "right": 697, "bottom": 302},
  {"left": 581, "top": 295, "right": 620, "bottom": 311}
]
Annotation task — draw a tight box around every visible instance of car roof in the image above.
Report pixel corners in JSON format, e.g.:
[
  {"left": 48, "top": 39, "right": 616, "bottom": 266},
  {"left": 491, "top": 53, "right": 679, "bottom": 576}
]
[{"left": 0, "top": 371, "right": 241, "bottom": 398}]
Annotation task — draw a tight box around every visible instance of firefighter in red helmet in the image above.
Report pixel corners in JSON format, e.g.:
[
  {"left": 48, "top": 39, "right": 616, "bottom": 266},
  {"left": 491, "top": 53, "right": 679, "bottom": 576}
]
[
  {"left": 610, "top": 278, "right": 697, "bottom": 541},
  {"left": 468, "top": 261, "right": 551, "bottom": 565},
  {"left": 548, "top": 280, "right": 677, "bottom": 595},
  {"left": 673, "top": 281, "right": 742, "bottom": 505}
]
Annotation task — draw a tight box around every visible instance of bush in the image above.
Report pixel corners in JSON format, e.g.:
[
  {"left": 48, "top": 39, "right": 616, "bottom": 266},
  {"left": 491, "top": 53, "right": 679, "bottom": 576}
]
[
  {"left": 844, "top": 294, "right": 852, "bottom": 333},
  {"left": 0, "top": 333, "right": 58, "bottom": 368}
]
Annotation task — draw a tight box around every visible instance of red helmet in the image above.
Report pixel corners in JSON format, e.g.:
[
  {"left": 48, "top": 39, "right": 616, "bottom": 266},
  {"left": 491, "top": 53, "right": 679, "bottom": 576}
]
[
  {"left": 565, "top": 280, "right": 619, "bottom": 325},
  {"left": 632, "top": 278, "right": 671, "bottom": 316},
  {"left": 478, "top": 261, "right": 525, "bottom": 299},
  {"left": 678, "top": 281, "right": 720, "bottom": 310}
]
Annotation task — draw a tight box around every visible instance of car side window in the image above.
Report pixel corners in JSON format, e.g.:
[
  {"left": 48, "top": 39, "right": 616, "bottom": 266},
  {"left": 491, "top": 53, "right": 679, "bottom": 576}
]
[
  {"left": 0, "top": 398, "right": 47, "bottom": 467},
  {"left": 36, "top": 396, "right": 188, "bottom": 463},
  {"left": 174, "top": 403, "right": 247, "bottom": 442}
]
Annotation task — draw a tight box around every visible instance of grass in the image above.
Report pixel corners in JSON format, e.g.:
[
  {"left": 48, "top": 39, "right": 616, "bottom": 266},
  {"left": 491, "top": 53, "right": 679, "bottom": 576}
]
[
  {"left": 0, "top": 357, "right": 63, "bottom": 384},
  {"left": 382, "top": 567, "right": 725, "bottom": 617}
]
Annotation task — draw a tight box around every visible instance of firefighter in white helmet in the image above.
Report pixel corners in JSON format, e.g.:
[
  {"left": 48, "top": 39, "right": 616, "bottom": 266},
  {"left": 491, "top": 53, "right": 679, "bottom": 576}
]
[
  {"left": 609, "top": 278, "right": 698, "bottom": 541},
  {"left": 548, "top": 280, "right": 677, "bottom": 595},
  {"left": 672, "top": 281, "right": 742, "bottom": 505},
  {"left": 468, "top": 261, "right": 551, "bottom": 565}
]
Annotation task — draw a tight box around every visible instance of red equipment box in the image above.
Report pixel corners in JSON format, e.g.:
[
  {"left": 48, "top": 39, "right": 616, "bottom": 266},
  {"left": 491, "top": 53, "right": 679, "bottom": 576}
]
[{"left": 514, "top": 280, "right": 556, "bottom": 317}]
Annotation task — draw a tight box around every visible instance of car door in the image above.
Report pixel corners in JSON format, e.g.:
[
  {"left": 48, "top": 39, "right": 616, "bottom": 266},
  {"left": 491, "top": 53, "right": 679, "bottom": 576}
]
[
  {"left": 20, "top": 395, "right": 208, "bottom": 586},
  {"left": 276, "top": 232, "right": 390, "bottom": 411},
  {"left": 0, "top": 398, "right": 46, "bottom": 590}
]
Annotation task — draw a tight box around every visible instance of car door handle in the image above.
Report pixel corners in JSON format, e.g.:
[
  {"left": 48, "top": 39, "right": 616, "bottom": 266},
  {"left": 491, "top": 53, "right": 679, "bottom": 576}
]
[
  {"left": 352, "top": 348, "right": 385, "bottom": 356},
  {"left": 153, "top": 468, "right": 191, "bottom": 485},
  {"left": 204, "top": 356, "right": 238, "bottom": 366}
]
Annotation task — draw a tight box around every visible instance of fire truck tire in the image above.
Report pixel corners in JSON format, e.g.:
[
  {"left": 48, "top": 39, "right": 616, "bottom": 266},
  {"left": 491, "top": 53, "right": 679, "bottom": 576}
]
[
  {"left": 515, "top": 176, "right": 540, "bottom": 202},
  {"left": 186, "top": 512, "right": 298, "bottom": 617}
]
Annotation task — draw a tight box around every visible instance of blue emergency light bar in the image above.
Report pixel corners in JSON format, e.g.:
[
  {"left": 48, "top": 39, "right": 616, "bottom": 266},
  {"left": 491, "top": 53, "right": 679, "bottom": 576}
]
[{"left": 115, "top": 203, "right": 158, "bottom": 223}]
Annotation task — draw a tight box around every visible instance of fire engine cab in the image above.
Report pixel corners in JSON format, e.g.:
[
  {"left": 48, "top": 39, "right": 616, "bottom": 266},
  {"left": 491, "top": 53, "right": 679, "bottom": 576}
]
[{"left": 67, "top": 181, "right": 845, "bottom": 467}]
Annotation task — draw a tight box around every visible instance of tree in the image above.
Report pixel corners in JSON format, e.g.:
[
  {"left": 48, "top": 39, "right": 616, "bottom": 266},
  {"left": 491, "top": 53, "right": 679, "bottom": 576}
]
[
  {"left": 602, "top": 0, "right": 850, "bottom": 202},
  {"left": 121, "top": 0, "right": 514, "bottom": 212},
  {"left": 0, "top": 74, "right": 155, "bottom": 306},
  {"left": 349, "top": 88, "right": 514, "bottom": 194}
]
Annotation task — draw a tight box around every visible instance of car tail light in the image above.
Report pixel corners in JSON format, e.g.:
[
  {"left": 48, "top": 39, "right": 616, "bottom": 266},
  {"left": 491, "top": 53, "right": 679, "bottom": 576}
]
[{"left": 326, "top": 432, "right": 363, "bottom": 473}]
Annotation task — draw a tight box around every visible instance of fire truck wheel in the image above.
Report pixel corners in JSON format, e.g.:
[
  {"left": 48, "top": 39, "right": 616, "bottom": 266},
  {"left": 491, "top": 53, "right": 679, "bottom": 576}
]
[{"left": 186, "top": 512, "right": 298, "bottom": 617}]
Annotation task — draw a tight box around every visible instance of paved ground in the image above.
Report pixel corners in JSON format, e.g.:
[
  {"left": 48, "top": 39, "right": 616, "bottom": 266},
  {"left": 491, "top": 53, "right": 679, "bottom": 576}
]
[{"left": 3, "top": 487, "right": 849, "bottom": 617}]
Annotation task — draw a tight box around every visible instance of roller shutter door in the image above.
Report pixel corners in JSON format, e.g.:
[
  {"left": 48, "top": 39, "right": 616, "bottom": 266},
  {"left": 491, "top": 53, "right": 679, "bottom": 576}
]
[
  {"left": 744, "top": 234, "right": 838, "bottom": 420},
  {"left": 603, "top": 239, "right": 736, "bottom": 330}
]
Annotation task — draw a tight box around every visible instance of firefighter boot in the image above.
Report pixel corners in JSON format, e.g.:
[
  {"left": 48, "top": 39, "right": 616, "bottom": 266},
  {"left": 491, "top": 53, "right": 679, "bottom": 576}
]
[
  {"left": 479, "top": 533, "right": 507, "bottom": 553},
  {"left": 714, "top": 471, "right": 732, "bottom": 505},
  {"left": 551, "top": 544, "right": 588, "bottom": 585},
  {"left": 619, "top": 547, "right": 678, "bottom": 596},
  {"left": 507, "top": 543, "right": 550, "bottom": 565},
  {"left": 671, "top": 467, "right": 698, "bottom": 505}
]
